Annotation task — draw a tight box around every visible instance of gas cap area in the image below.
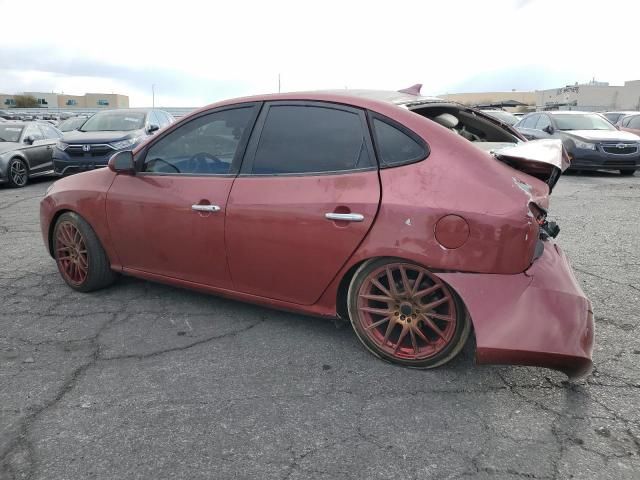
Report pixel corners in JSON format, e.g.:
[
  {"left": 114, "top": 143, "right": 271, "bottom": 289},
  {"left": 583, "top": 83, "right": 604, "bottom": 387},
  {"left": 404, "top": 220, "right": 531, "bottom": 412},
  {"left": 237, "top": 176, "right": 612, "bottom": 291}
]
[{"left": 434, "top": 215, "right": 470, "bottom": 249}]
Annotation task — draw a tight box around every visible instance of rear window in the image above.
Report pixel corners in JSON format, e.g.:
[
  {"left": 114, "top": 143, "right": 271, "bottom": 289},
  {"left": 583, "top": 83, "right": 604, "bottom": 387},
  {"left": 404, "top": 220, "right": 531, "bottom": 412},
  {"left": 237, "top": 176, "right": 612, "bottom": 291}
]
[
  {"left": 251, "top": 105, "right": 372, "bottom": 174},
  {"left": 372, "top": 118, "right": 427, "bottom": 167}
]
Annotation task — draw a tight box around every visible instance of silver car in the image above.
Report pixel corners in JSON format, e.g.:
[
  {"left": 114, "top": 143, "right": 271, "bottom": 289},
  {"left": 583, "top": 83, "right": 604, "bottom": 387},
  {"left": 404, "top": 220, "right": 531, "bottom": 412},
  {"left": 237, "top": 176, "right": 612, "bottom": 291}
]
[{"left": 0, "top": 122, "right": 61, "bottom": 187}]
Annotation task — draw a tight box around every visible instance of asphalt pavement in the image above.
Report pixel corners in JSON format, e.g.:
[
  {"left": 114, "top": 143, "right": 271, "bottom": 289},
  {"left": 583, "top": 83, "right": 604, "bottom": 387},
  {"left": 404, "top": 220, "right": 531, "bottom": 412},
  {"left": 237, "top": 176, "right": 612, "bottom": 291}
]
[{"left": 0, "top": 172, "right": 639, "bottom": 480}]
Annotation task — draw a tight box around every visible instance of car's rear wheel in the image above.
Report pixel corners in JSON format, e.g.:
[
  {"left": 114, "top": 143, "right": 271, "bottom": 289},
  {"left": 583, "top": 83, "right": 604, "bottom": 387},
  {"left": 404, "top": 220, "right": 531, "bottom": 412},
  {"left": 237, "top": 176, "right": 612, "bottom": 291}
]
[
  {"left": 620, "top": 169, "right": 636, "bottom": 176},
  {"left": 53, "top": 212, "right": 116, "bottom": 292},
  {"left": 7, "top": 158, "right": 28, "bottom": 188},
  {"left": 347, "top": 258, "right": 470, "bottom": 368}
]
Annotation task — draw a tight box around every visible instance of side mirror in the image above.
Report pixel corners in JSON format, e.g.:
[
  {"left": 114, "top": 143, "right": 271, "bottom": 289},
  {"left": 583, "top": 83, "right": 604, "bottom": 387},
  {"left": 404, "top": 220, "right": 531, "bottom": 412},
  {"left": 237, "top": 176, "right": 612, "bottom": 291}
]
[
  {"left": 543, "top": 125, "right": 555, "bottom": 135},
  {"left": 108, "top": 150, "right": 135, "bottom": 174},
  {"left": 24, "top": 135, "right": 35, "bottom": 145},
  {"left": 148, "top": 124, "right": 160, "bottom": 134}
]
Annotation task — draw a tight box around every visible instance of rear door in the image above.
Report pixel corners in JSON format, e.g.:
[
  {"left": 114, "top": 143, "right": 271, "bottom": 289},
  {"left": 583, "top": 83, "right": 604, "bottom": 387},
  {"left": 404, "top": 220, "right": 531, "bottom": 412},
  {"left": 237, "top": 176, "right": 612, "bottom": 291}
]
[
  {"left": 21, "top": 124, "right": 50, "bottom": 171},
  {"left": 225, "top": 101, "right": 381, "bottom": 305},
  {"left": 106, "top": 103, "right": 260, "bottom": 288}
]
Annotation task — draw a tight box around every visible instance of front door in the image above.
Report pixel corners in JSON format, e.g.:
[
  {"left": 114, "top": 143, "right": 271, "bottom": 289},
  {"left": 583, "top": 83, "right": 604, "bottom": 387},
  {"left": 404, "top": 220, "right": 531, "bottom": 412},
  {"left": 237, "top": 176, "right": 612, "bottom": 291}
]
[
  {"left": 226, "top": 102, "right": 381, "bottom": 305},
  {"left": 106, "top": 104, "right": 260, "bottom": 288}
]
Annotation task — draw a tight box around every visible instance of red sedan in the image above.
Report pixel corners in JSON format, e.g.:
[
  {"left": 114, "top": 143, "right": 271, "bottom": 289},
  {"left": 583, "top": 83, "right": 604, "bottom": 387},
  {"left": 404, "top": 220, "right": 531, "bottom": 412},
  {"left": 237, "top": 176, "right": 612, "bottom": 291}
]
[{"left": 40, "top": 88, "right": 594, "bottom": 377}]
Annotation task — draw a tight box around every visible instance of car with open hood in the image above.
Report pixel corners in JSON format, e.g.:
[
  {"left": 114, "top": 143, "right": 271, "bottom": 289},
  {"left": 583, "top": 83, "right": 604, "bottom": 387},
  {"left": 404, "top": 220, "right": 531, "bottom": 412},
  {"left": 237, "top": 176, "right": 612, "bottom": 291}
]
[
  {"left": 515, "top": 110, "right": 640, "bottom": 175},
  {"left": 53, "top": 108, "right": 174, "bottom": 175},
  {"left": 0, "top": 121, "right": 62, "bottom": 187},
  {"left": 40, "top": 87, "right": 592, "bottom": 378}
]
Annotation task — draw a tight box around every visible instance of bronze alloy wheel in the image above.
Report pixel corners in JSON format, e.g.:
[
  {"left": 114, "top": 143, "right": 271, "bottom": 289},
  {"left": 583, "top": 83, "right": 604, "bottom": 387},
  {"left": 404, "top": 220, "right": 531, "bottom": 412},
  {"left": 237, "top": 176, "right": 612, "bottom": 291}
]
[
  {"left": 55, "top": 221, "right": 89, "bottom": 286},
  {"left": 348, "top": 259, "right": 470, "bottom": 368},
  {"left": 53, "top": 212, "right": 116, "bottom": 292}
]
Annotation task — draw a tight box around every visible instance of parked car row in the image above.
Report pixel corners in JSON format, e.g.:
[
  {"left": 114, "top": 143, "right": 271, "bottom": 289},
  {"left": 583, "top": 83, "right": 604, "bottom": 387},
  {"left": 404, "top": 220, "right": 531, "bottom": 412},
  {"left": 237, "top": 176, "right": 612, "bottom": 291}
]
[{"left": 0, "top": 109, "right": 174, "bottom": 186}]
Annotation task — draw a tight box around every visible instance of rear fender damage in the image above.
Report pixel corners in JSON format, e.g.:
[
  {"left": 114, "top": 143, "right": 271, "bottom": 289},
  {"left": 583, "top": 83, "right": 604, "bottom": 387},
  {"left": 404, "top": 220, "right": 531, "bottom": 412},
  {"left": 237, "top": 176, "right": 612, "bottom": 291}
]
[{"left": 434, "top": 241, "right": 594, "bottom": 378}]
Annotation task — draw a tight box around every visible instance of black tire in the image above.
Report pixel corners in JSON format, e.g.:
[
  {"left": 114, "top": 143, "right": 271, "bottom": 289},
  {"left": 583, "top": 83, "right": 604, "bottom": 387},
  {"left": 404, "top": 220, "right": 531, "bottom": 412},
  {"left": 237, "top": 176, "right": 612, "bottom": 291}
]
[
  {"left": 620, "top": 169, "right": 636, "bottom": 176},
  {"left": 347, "top": 258, "right": 471, "bottom": 369},
  {"left": 53, "top": 212, "right": 116, "bottom": 292},
  {"left": 7, "top": 158, "right": 28, "bottom": 188}
]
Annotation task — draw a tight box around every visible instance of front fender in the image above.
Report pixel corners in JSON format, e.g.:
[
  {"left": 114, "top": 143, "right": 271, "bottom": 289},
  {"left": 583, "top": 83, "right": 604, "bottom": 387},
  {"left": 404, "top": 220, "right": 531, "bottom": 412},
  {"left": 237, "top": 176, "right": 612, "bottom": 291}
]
[{"left": 39, "top": 168, "right": 121, "bottom": 269}]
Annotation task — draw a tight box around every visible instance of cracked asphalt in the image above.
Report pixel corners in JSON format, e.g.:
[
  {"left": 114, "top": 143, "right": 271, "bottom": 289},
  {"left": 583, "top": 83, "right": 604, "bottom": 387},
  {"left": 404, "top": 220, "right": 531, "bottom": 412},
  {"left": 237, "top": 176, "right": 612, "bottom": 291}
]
[{"left": 0, "top": 172, "right": 639, "bottom": 480}]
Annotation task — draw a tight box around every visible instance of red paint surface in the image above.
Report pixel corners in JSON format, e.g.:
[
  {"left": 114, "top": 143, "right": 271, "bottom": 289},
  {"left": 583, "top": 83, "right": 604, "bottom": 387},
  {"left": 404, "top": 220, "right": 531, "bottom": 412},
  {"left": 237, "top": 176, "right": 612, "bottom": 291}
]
[
  {"left": 226, "top": 171, "right": 380, "bottom": 304},
  {"left": 40, "top": 91, "right": 593, "bottom": 376}
]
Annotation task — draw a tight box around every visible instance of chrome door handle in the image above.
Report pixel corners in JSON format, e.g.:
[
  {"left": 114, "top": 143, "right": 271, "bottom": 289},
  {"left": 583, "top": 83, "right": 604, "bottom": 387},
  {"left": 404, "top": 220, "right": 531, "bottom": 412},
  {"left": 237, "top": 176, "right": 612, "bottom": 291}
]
[
  {"left": 191, "top": 204, "right": 221, "bottom": 212},
  {"left": 325, "top": 212, "right": 364, "bottom": 222}
]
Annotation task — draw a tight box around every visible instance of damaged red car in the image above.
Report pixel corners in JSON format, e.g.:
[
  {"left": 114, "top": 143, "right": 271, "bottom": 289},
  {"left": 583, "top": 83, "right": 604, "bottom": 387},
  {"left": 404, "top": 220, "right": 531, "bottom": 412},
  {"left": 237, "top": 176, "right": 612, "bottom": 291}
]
[{"left": 40, "top": 87, "right": 594, "bottom": 377}]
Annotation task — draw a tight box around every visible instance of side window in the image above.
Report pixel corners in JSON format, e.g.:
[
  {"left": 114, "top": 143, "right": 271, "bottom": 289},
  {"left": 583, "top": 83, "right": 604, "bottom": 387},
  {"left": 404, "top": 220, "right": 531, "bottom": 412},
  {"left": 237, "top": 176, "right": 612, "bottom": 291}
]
[
  {"left": 536, "top": 115, "right": 551, "bottom": 130},
  {"left": 156, "top": 111, "right": 169, "bottom": 128},
  {"left": 147, "top": 111, "right": 160, "bottom": 128},
  {"left": 24, "top": 124, "right": 44, "bottom": 141},
  {"left": 621, "top": 116, "right": 631, "bottom": 127},
  {"left": 143, "top": 107, "right": 254, "bottom": 175},
  {"left": 372, "top": 118, "right": 427, "bottom": 167},
  {"left": 522, "top": 115, "right": 539, "bottom": 128},
  {"left": 250, "top": 105, "right": 372, "bottom": 174},
  {"left": 40, "top": 124, "right": 61, "bottom": 139},
  {"left": 628, "top": 116, "right": 640, "bottom": 129}
]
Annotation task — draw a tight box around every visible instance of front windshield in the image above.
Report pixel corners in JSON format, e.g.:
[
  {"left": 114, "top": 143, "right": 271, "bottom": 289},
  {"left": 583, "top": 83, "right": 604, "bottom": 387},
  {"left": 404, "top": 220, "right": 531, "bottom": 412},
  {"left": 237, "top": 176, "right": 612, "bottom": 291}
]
[
  {"left": 58, "top": 117, "right": 87, "bottom": 132},
  {"left": 554, "top": 114, "right": 615, "bottom": 131},
  {"left": 0, "top": 125, "right": 24, "bottom": 142},
  {"left": 80, "top": 111, "right": 145, "bottom": 132},
  {"left": 483, "top": 110, "right": 519, "bottom": 126}
]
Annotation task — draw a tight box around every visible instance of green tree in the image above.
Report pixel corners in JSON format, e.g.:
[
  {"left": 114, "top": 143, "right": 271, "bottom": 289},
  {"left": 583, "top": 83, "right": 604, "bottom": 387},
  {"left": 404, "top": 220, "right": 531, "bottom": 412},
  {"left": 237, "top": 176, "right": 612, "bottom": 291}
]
[{"left": 13, "top": 95, "right": 39, "bottom": 108}]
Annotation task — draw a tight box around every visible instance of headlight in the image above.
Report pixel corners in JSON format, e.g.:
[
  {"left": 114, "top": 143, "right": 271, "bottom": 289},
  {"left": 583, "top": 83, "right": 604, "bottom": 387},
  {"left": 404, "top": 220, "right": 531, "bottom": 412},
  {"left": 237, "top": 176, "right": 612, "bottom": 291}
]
[
  {"left": 56, "top": 141, "right": 68, "bottom": 151},
  {"left": 109, "top": 137, "right": 140, "bottom": 150},
  {"left": 573, "top": 139, "right": 595, "bottom": 150}
]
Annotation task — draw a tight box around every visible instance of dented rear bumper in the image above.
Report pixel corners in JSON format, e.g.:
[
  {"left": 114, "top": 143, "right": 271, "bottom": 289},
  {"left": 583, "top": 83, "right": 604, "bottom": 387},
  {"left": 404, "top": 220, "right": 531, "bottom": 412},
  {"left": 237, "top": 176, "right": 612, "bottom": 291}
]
[{"left": 436, "top": 242, "right": 594, "bottom": 378}]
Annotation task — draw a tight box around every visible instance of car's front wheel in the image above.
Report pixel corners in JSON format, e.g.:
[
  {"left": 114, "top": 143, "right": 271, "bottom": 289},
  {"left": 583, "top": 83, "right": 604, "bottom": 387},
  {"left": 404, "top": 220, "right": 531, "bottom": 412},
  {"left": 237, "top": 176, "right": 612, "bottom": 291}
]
[
  {"left": 347, "top": 258, "right": 470, "bottom": 369},
  {"left": 7, "top": 158, "right": 28, "bottom": 188},
  {"left": 620, "top": 169, "right": 636, "bottom": 176},
  {"left": 53, "top": 212, "right": 116, "bottom": 292}
]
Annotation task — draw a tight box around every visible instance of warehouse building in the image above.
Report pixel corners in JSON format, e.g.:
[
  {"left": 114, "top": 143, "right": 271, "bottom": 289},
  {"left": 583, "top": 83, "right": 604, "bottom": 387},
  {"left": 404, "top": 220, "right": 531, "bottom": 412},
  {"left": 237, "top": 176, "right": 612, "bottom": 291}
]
[
  {"left": 441, "top": 79, "right": 640, "bottom": 113},
  {"left": 0, "top": 92, "right": 129, "bottom": 109}
]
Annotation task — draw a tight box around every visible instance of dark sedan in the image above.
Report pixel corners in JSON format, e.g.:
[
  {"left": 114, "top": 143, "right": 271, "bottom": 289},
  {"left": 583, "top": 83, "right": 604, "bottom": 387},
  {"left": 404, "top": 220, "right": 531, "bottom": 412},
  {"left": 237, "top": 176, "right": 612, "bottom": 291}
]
[
  {"left": 0, "top": 122, "right": 61, "bottom": 187},
  {"left": 53, "top": 109, "right": 174, "bottom": 175},
  {"left": 515, "top": 111, "right": 640, "bottom": 175}
]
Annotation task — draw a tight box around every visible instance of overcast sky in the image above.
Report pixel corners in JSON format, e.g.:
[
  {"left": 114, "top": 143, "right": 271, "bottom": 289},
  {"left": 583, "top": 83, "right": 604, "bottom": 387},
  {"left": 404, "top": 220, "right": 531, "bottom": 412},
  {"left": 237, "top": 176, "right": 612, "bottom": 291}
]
[{"left": 1, "top": 0, "right": 639, "bottom": 107}]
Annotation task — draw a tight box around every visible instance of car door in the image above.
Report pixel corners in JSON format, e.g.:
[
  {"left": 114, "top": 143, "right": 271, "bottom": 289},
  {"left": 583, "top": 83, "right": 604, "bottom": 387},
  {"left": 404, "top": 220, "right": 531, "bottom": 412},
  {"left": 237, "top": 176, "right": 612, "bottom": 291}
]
[
  {"left": 106, "top": 103, "right": 261, "bottom": 288},
  {"left": 33, "top": 123, "right": 61, "bottom": 173},
  {"left": 225, "top": 101, "right": 381, "bottom": 305},
  {"left": 20, "top": 124, "right": 50, "bottom": 171}
]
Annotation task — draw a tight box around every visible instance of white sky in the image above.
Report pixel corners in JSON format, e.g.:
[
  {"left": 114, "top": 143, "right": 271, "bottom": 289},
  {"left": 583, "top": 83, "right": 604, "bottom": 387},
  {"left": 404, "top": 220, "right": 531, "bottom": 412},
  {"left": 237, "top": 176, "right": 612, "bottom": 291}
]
[{"left": 1, "top": 0, "right": 639, "bottom": 107}]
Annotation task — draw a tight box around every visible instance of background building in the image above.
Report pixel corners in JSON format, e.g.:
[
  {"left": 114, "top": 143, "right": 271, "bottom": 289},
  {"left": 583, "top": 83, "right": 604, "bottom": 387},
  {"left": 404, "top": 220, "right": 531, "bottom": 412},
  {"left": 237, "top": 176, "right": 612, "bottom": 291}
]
[
  {"left": 0, "top": 91, "right": 129, "bottom": 109},
  {"left": 536, "top": 80, "right": 640, "bottom": 111},
  {"left": 440, "top": 91, "right": 536, "bottom": 111}
]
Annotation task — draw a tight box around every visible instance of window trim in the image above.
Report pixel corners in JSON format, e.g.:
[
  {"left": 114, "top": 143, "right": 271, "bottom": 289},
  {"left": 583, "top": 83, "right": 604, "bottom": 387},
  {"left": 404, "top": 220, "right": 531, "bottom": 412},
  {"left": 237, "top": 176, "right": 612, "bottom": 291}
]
[
  {"left": 367, "top": 111, "right": 429, "bottom": 169},
  {"left": 136, "top": 102, "right": 263, "bottom": 178},
  {"left": 239, "top": 100, "right": 377, "bottom": 177}
]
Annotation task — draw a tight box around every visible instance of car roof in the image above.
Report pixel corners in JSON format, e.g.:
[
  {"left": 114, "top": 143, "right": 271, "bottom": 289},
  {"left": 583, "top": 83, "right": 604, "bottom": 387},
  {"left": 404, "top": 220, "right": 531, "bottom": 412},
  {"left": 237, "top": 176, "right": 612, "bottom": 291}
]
[
  {"left": 544, "top": 110, "right": 600, "bottom": 115},
  {"left": 186, "top": 89, "right": 458, "bottom": 124}
]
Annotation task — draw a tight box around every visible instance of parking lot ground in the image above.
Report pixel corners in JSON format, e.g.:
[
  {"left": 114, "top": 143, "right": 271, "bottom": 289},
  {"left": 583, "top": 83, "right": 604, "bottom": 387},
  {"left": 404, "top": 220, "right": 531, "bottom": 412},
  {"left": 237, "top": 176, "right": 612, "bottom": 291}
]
[{"left": 0, "top": 173, "right": 639, "bottom": 480}]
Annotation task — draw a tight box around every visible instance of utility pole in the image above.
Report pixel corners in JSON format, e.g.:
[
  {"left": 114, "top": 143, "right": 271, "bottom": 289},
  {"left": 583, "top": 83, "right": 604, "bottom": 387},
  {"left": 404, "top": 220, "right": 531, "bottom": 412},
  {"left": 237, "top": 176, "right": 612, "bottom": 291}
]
[
  {"left": 152, "top": 84, "right": 155, "bottom": 108},
  {"left": 278, "top": 74, "right": 281, "bottom": 93}
]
